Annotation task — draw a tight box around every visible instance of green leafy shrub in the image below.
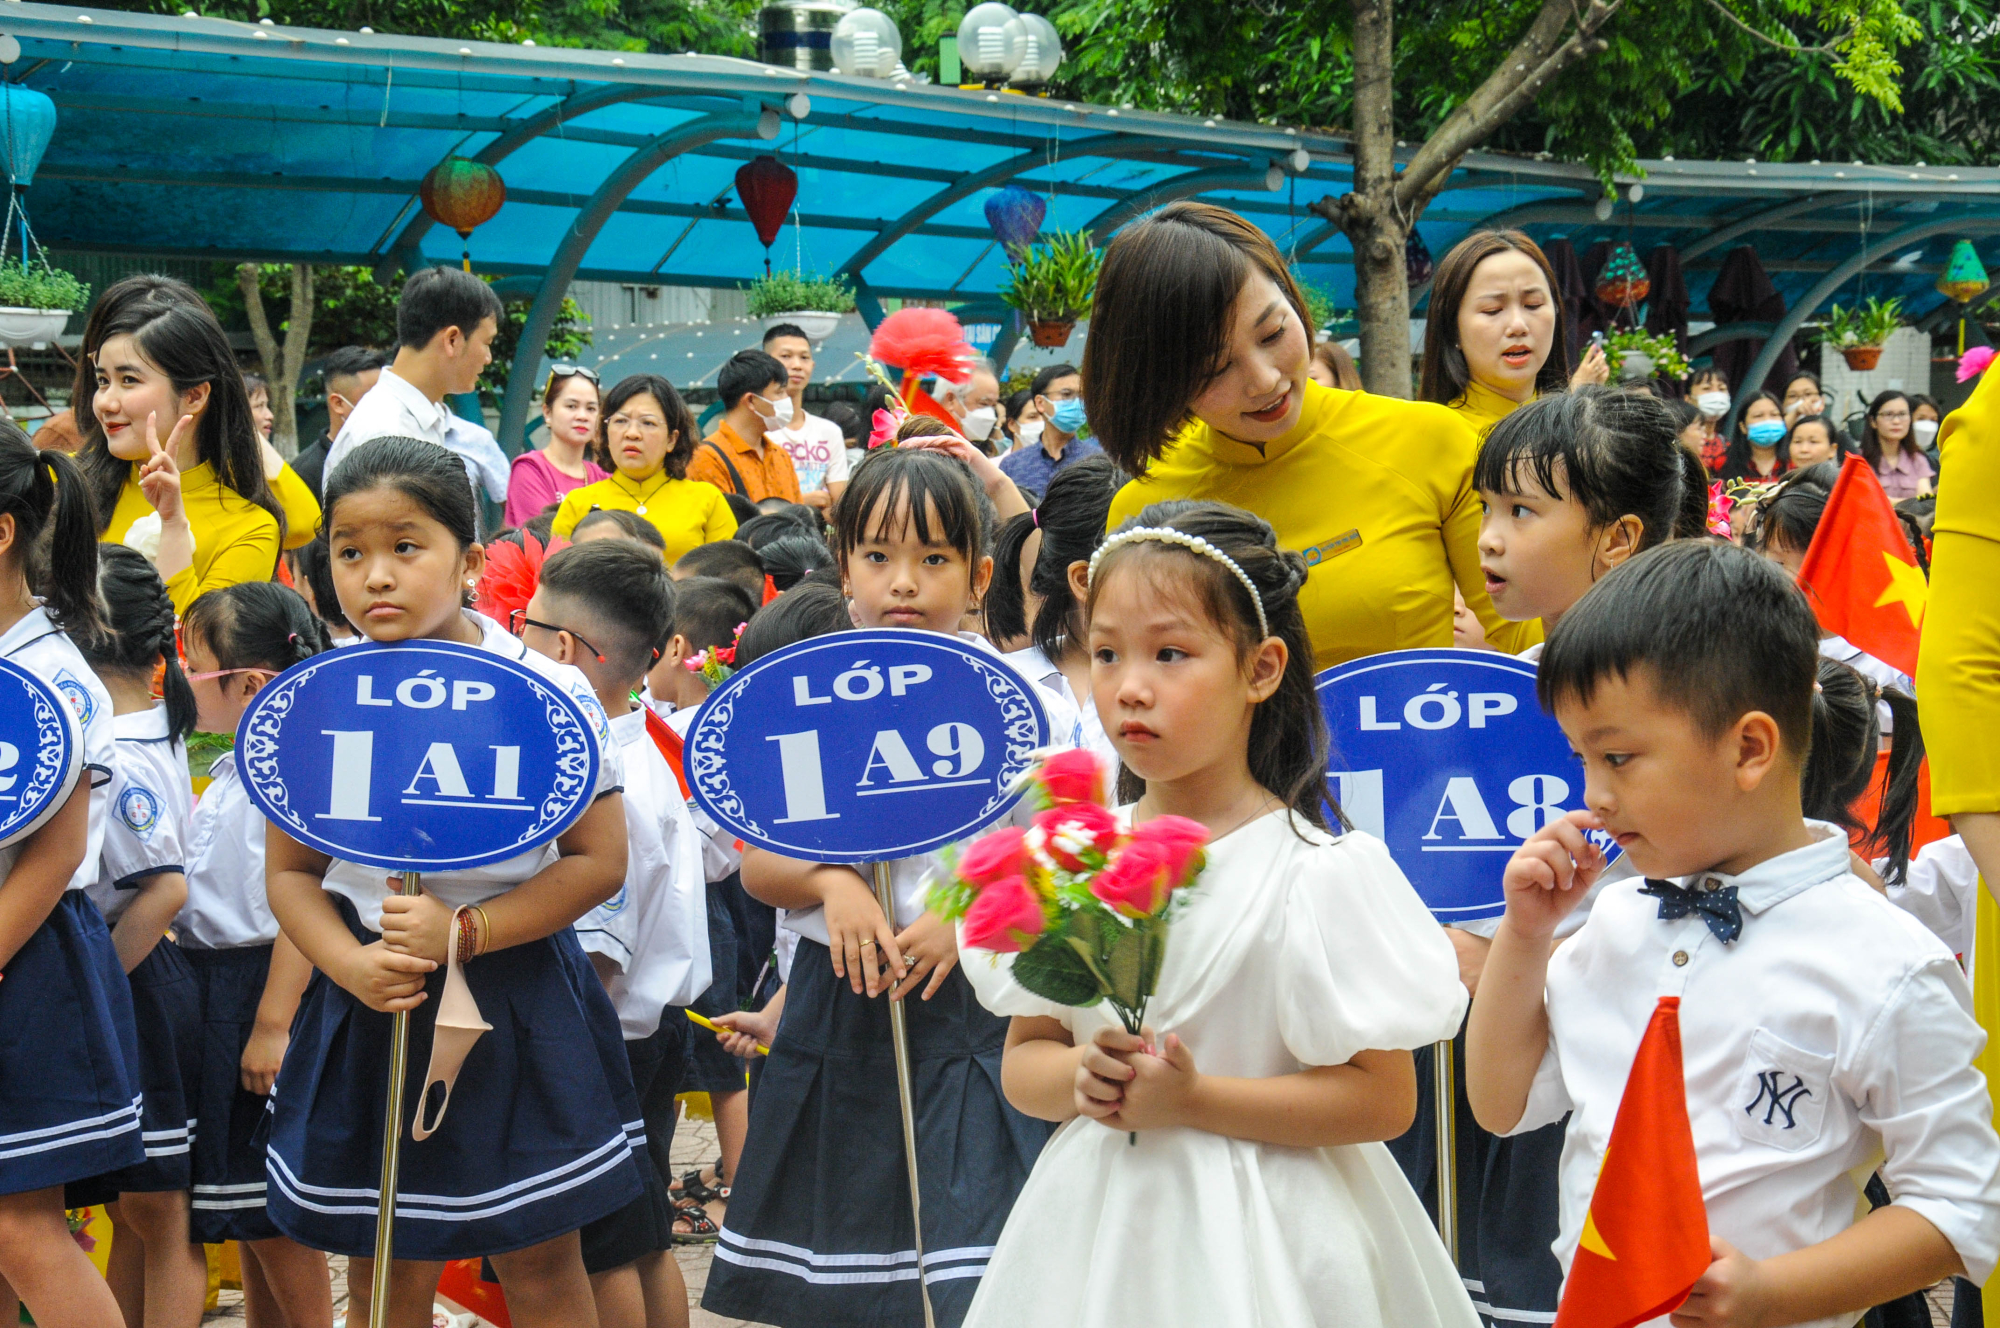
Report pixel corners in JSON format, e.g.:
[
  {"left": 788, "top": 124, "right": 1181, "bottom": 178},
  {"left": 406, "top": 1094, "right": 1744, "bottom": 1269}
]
[
  {"left": 0, "top": 261, "right": 88, "bottom": 311},
  {"left": 1000, "top": 231, "right": 1103, "bottom": 323},
  {"left": 747, "top": 271, "right": 858, "bottom": 317}
]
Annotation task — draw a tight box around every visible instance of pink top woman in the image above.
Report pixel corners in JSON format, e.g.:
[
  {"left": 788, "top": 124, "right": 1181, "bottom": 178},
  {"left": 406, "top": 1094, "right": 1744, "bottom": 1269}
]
[{"left": 505, "top": 366, "right": 607, "bottom": 527}]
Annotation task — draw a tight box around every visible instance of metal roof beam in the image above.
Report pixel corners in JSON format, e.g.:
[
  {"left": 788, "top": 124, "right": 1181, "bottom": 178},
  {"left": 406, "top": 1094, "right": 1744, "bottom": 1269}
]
[
  {"left": 1679, "top": 193, "right": 1849, "bottom": 261},
  {"left": 1085, "top": 162, "right": 1287, "bottom": 243},
  {"left": 1728, "top": 214, "right": 2000, "bottom": 433},
  {"left": 498, "top": 103, "right": 790, "bottom": 454}
]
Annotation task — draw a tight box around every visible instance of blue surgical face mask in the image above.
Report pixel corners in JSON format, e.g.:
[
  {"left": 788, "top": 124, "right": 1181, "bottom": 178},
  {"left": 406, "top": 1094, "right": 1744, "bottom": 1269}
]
[
  {"left": 1747, "top": 419, "right": 1786, "bottom": 447},
  {"left": 1049, "top": 397, "right": 1087, "bottom": 435}
]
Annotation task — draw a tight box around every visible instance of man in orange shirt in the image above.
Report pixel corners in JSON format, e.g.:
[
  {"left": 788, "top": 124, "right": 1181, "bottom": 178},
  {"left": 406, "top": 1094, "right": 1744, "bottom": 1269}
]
[{"left": 691, "top": 349, "right": 802, "bottom": 503}]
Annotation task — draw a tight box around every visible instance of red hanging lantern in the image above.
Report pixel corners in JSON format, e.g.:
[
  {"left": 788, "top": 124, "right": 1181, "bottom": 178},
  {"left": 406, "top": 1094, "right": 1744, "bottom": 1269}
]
[
  {"left": 420, "top": 156, "right": 506, "bottom": 271},
  {"left": 736, "top": 155, "right": 798, "bottom": 274}
]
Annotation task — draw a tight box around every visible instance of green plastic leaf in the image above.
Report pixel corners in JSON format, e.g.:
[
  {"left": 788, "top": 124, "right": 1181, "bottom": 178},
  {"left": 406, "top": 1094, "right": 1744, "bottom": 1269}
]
[{"left": 1012, "top": 936, "right": 1108, "bottom": 1007}]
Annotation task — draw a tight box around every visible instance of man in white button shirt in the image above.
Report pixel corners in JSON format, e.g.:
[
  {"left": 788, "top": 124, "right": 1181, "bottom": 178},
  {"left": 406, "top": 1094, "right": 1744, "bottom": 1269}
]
[
  {"left": 1467, "top": 542, "right": 2000, "bottom": 1328},
  {"left": 760, "top": 323, "right": 848, "bottom": 511},
  {"left": 323, "top": 266, "right": 504, "bottom": 482}
]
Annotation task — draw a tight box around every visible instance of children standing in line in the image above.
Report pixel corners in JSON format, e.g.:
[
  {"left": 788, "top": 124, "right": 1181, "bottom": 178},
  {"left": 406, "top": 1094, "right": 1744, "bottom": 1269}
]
[
  {"left": 701, "top": 447, "right": 1076, "bottom": 1328},
  {"left": 264, "top": 437, "right": 638, "bottom": 1328},
  {"left": 521, "top": 539, "right": 712, "bottom": 1328},
  {"left": 71, "top": 546, "right": 205, "bottom": 1327},
  {"left": 0, "top": 429, "right": 133, "bottom": 1328},
  {"left": 959, "top": 501, "right": 1475, "bottom": 1328},
  {"left": 1467, "top": 543, "right": 2000, "bottom": 1327},
  {"left": 177, "top": 582, "right": 334, "bottom": 1328}
]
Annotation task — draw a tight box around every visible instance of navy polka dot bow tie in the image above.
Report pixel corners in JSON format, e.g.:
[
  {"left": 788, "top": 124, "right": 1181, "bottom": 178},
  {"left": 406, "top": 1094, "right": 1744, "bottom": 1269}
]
[{"left": 1640, "top": 878, "right": 1743, "bottom": 945}]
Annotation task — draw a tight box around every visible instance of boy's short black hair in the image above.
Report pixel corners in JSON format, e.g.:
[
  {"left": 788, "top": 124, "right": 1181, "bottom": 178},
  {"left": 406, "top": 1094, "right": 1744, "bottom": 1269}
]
[
  {"left": 675, "top": 539, "right": 766, "bottom": 600},
  {"left": 761, "top": 323, "right": 808, "bottom": 347},
  {"left": 396, "top": 267, "right": 506, "bottom": 352},
  {"left": 573, "top": 507, "right": 667, "bottom": 551},
  {"left": 718, "top": 349, "right": 788, "bottom": 411},
  {"left": 1539, "top": 541, "right": 1819, "bottom": 758},
  {"left": 735, "top": 581, "right": 849, "bottom": 666},
  {"left": 1031, "top": 363, "right": 1078, "bottom": 399},
  {"left": 537, "top": 541, "right": 677, "bottom": 682},
  {"left": 723, "top": 492, "right": 760, "bottom": 526},
  {"left": 672, "top": 576, "right": 760, "bottom": 654},
  {"left": 321, "top": 345, "right": 390, "bottom": 394}
]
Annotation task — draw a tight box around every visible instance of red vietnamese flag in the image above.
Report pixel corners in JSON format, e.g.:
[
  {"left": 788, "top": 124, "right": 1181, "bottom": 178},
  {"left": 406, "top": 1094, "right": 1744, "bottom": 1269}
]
[
  {"left": 1796, "top": 453, "right": 1927, "bottom": 677},
  {"left": 1554, "top": 997, "right": 1709, "bottom": 1328}
]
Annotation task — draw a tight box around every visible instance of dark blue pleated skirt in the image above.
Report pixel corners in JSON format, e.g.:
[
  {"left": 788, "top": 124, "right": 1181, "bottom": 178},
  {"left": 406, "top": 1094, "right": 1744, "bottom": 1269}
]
[
  {"left": 580, "top": 1031, "right": 678, "bottom": 1275},
  {"left": 185, "top": 942, "right": 282, "bottom": 1242},
  {"left": 68, "top": 935, "right": 201, "bottom": 1207},
  {"left": 684, "top": 874, "right": 747, "bottom": 1095},
  {"left": 264, "top": 896, "right": 643, "bottom": 1260},
  {"left": 0, "top": 891, "right": 145, "bottom": 1197},
  {"left": 701, "top": 939, "right": 1052, "bottom": 1328}
]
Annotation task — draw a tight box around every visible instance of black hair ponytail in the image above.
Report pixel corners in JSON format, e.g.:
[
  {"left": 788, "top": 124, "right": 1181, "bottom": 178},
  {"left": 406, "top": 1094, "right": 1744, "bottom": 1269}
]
[
  {"left": 182, "top": 581, "right": 328, "bottom": 676},
  {"left": 1030, "top": 456, "right": 1126, "bottom": 660},
  {"left": 0, "top": 421, "right": 107, "bottom": 647},
  {"left": 1087, "top": 499, "right": 1339, "bottom": 834},
  {"left": 985, "top": 510, "right": 1037, "bottom": 644},
  {"left": 1672, "top": 443, "right": 1710, "bottom": 540},
  {"left": 84, "top": 544, "right": 195, "bottom": 742},
  {"left": 1870, "top": 687, "right": 1924, "bottom": 887},
  {"left": 1802, "top": 658, "right": 1925, "bottom": 887}
]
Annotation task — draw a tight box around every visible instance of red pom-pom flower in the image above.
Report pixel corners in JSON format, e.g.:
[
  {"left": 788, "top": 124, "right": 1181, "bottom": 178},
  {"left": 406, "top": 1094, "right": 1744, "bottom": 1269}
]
[{"left": 869, "top": 307, "right": 975, "bottom": 382}]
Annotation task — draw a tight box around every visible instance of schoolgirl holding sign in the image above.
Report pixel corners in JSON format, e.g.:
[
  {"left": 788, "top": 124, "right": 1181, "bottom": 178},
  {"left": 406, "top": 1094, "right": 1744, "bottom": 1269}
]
[
  {"left": 265, "top": 437, "right": 639, "bottom": 1328},
  {"left": 0, "top": 427, "right": 132, "bottom": 1328},
  {"left": 702, "top": 442, "right": 1077, "bottom": 1328}
]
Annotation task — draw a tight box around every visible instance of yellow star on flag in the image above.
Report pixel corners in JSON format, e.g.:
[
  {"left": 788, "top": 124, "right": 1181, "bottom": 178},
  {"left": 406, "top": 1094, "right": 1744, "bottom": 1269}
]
[
  {"left": 1580, "top": 1208, "right": 1617, "bottom": 1261},
  {"left": 1874, "top": 551, "right": 1929, "bottom": 631}
]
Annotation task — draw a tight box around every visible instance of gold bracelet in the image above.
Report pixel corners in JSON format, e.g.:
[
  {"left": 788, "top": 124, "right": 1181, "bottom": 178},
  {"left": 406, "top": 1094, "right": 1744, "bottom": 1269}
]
[{"left": 472, "top": 904, "right": 492, "bottom": 958}]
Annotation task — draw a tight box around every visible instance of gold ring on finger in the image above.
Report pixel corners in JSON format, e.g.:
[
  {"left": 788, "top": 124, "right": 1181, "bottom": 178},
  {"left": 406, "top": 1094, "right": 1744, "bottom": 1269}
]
[{"left": 858, "top": 938, "right": 875, "bottom": 947}]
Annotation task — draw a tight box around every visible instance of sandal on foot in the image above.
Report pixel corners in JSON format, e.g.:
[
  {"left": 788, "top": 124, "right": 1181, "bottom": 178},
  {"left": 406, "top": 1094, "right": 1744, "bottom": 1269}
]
[
  {"left": 671, "top": 1200, "right": 721, "bottom": 1245},
  {"left": 679, "top": 1169, "right": 728, "bottom": 1205}
]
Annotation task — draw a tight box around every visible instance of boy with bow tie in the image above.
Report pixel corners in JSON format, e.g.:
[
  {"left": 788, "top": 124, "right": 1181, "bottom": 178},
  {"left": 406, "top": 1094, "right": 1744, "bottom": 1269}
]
[{"left": 1465, "top": 541, "right": 2000, "bottom": 1328}]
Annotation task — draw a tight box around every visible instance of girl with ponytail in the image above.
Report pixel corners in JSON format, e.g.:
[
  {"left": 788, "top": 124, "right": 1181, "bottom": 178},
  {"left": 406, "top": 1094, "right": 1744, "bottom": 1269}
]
[{"left": 0, "top": 422, "right": 138, "bottom": 1328}]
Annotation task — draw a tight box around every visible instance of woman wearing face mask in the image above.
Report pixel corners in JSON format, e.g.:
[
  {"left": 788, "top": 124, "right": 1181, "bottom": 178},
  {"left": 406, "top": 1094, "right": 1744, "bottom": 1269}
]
[
  {"left": 551, "top": 373, "right": 737, "bottom": 559},
  {"left": 1780, "top": 370, "right": 1826, "bottom": 427},
  {"left": 1418, "top": 230, "right": 1598, "bottom": 437},
  {"left": 1718, "top": 390, "right": 1792, "bottom": 485},
  {"left": 1860, "top": 388, "right": 1935, "bottom": 500},
  {"left": 1911, "top": 393, "right": 1943, "bottom": 467},
  {"left": 1091, "top": 202, "right": 1538, "bottom": 665},
  {"left": 1687, "top": 366, "right": 1732, "bottom": 473},
  {"left": 506, "top": 365, "right": 607, "bottom": 527},
  {"left": 1001, "top": 389, "right": 1040, "bottom": 453}
]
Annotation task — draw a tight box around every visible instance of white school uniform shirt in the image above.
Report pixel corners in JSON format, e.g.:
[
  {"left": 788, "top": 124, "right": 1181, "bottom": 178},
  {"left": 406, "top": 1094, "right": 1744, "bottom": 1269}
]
[
  {"left": 322, "top": 612, "right": 625, "bottom": 933},
  {"left": 1001, "top": 642, "right": 1117, "bottom": 773},
  {"left": 663, "top": 702, "right": 744, "bottom": 885},
  {"left": 767, "top": 413, "right": 850, "bottom": 495},
  {"left": 1820, "top": 634, "right": 1910, "bottom": 734},
  {"left": 1884, "top": 835, "right": 1978, "bottom": 962},
  {"left": 178, "top": 752, "right": 276, "bottom": 949},
  {"left": 323, "top": 366, "right": 451, "bottom": 479},
  {"left": 0, "top": 606, "right": 114, "bottom": 895},
  {"left": 1514, "top": 822, "right": 2000, "bottom": 1318},
  {"left": 87, "top": 707, "right": 192, "bottom": 927},
  {"left": 780, "top": 634, "right": 1081, "bottom": 947},
  {"left": 440, "top": 413, "right": 511, "bottom": 507},
  {"left": 575, "top": 706, "right": 711, "bottom": 1039}
]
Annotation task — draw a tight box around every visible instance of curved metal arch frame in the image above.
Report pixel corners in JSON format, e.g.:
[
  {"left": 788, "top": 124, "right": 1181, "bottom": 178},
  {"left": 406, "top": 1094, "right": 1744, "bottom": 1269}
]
[
  {"left": 1725, "top": 214, "right": 2000, "bottom": 435},
  {"left": 498, "top": 105, "right": 791, "bottom": 452},
  {"left": 1083, "top": 162, "right": 1286, "bottom": 244}
]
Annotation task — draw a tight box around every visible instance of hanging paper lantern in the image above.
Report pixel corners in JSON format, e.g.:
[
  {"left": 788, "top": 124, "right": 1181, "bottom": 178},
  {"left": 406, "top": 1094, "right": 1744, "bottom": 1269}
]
[
  {"left": 1595, "top": 241, "right": 1651, "bottom": 307},
  {"left": 1405, "top": 229, "right": 1434, "bottom": 289},
  {"left": 736, "top": 155, "right": 798, "bottom": 253},
  {"left": 1937, "top": 239, "right": 1990, "bottom": 304},
  {"left": 420, "top": 156, "right": 505, "bottom": 270},
  {"left": 0, "top": 85, "right": 56, "bottom": 188},
  {"left": 984, "top": 185, "right": 1046, "bottom": 254}
]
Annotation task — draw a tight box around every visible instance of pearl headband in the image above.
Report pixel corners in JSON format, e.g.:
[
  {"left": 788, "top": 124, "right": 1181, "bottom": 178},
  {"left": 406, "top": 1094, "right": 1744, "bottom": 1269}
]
[{"left": 1087, "top": 526, "right": 1271, "bottom": 640}]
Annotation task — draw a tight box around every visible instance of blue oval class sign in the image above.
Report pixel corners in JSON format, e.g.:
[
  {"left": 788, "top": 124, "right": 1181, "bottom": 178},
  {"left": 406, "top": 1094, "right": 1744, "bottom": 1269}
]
[
  {"left": 688, "top": 630, "right": 1050, "bottom": 863},
  {"left": 0, "top": 655, "right": 82, "bottom": 850},
  {"left": 236, "top": 640, "right": 602, "bottom": 872},
  {"left": 1318, "top": 648, "right": 1618, "bottom": 923}
]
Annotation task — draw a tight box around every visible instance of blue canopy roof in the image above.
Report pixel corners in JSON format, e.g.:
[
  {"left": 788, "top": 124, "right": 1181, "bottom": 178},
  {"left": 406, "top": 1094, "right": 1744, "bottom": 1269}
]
[{"left": 11, "top": 2, "right": 2000, "bottom": 437}]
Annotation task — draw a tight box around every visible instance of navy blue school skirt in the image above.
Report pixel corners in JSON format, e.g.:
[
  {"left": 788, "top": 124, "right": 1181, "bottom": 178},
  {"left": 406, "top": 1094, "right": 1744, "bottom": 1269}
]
[
  {"left": 184, "top": 942, "right": 283, "bottom": 1243},
  {"left": 684, "top": 874, "right": 746, "bottom": 1095},
  {"left": 68, "top": 935, "right": 202, "bottom": 1207},
  {"left": 701, "top": 939, "right": 1052, "bottom": 1328},
  {"left": 580, "top": 1030, "right": 678, "bottom": 1275},
  {"left": 0, "top": 891, "right": 145, "bottom": 1196},
  {"left": 264, "top": 897, "right": 643, "bottom": 1260}
]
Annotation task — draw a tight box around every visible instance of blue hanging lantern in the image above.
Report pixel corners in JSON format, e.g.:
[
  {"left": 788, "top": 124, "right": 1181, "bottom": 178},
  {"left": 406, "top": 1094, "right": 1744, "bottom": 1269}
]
[
  {"left": 0, "top": 85, "right": 55, "bottom": 188},
  {"left": 1405, "top": 228, "right": 1434, "bottom": 289},
  {"left": 985, "top": 185, "right": 1047, "bottom": 255}
]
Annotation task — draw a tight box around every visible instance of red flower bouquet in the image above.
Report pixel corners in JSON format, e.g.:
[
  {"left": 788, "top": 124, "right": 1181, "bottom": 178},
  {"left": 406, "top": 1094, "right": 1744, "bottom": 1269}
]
[{"left": 930, "top": 752, "right": 1209, "bottom": 1038}]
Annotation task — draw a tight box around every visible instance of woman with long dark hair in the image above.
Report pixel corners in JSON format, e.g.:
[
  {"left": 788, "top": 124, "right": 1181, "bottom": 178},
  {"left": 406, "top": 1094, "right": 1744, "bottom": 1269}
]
[
  {"left": 1088, "top": 202, "right": 1538, "bottom": 663},
  {"left": 1418, "top": 229, "right": 1601, "bottom": 437},
  {"left": 76, "top": 276, "right": 289, "bottom": 612},
  {"left": 1859, "top": 389, "right": 1935, "bottom": 500}
]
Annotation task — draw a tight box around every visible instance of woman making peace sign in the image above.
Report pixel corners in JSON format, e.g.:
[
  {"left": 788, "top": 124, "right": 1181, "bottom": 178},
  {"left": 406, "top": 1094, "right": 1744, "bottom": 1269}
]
[{"left": 76, "top": 277, "right": 289, "bottom": 613}]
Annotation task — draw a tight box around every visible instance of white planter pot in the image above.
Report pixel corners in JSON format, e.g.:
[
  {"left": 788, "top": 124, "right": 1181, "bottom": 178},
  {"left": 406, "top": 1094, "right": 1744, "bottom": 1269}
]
[
  {"left": 1618, "top": 350, "right": 1654, "bottom": 380},
  {"left": 0, "top": 307, "right": 69, "bottom": 349},
  {"left": 762, "top": 310, "right": 843, "bottom": 344}
]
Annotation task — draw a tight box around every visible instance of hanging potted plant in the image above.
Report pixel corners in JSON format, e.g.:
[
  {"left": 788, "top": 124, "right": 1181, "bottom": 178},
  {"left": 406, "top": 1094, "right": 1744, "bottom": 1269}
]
[
  {"left": 1815, "top": 296, "right": 1904, "bottom": 371},
  {"left": 0, "top": 260, "right": 87, "bottom": 349},
  {"left": 1000, "top": 230, "right": 1102, "bottom": 348},
  {"left": 1602, "top": 327, "right": 1689, "bottom": 383},
  {"left": 747, "top": 271, "right": 858, "bottom": 344}
]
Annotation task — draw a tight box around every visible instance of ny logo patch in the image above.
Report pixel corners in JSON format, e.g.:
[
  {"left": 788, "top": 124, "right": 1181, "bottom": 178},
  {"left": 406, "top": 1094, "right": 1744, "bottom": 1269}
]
[{"left": 1745, "top": 1070, "right": 1812, "bottom": 1129}]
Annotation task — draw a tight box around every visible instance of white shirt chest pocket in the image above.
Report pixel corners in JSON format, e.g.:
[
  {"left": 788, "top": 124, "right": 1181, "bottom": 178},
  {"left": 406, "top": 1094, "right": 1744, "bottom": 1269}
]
[{"left": 1734, "top": 1028, "right": 1834, "bottom": 1152}]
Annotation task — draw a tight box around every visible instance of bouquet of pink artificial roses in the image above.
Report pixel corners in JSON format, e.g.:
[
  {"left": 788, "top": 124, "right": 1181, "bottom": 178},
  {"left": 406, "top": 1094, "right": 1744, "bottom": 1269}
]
[{"left": 928, "top": 750, "right": 1209, "bottom": 1037}]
